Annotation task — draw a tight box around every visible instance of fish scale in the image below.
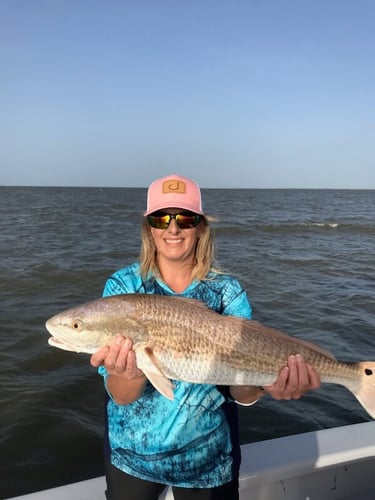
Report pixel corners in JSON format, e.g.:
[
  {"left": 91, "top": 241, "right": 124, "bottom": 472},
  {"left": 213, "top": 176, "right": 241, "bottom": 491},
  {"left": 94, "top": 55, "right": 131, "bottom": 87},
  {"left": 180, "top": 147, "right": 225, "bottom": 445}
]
[{"left": 45, "top": 293, "right": 375, "bottom": 418}]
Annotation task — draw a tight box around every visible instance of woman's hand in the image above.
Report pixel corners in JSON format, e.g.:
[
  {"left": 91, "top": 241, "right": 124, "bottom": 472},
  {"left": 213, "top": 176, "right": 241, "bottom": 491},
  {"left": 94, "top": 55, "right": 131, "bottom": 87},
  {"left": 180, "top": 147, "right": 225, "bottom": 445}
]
[
  {"left": 90, "top": 334, "right": 143, "bottom": 379},
  {"left": 264, "top": 354, "right": 321, "bottom": 400},
  {"left": 90, "top": 335, "right": 146, "bottom": 405}
]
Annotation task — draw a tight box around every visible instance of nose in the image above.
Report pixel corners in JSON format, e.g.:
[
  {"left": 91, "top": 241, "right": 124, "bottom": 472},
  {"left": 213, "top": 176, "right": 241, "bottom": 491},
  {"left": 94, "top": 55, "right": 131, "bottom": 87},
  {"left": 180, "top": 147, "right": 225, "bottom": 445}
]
[{"left": 167, "top": 218, "right": 180, "bottom": 232}]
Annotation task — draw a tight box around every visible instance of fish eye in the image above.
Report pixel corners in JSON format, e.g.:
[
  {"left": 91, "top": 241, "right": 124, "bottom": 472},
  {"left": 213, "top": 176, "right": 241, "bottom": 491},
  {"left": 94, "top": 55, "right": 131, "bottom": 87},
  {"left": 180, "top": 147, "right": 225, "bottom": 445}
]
[{"left": 72, "top": 320, "right": 83, "bottom": 331}]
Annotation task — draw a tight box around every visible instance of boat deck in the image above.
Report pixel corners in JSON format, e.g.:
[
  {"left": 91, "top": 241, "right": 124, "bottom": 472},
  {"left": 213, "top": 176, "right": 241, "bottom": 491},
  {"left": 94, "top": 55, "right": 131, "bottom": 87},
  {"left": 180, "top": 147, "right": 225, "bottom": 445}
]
[
  {"left": 7, "top": 475, "right": 375, "bottom": 500},
  {"left": 7, "top": 421, "right": 375, "bottom": 500}
]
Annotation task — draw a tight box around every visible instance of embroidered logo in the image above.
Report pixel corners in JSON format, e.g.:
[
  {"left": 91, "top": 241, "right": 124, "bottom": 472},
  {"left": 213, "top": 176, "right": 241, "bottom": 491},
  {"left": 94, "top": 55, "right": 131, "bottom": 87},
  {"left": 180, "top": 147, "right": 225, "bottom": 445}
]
[{"left": 162, "top": 180, "right": 186, "bottom": 194}]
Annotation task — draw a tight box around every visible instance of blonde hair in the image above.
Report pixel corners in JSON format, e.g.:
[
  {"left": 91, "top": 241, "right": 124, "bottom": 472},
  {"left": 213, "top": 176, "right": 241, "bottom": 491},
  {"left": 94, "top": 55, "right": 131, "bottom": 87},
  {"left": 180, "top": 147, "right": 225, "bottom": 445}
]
[{"left": 139, "top": 215, "right": 220, "bottom": 281}]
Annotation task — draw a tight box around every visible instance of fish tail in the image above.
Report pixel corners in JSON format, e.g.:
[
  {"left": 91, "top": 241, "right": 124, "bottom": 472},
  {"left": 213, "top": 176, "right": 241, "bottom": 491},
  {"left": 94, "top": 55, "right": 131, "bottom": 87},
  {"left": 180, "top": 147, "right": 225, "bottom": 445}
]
[{"left": 349, "top": 362, "right": 375, "bottom": 419}]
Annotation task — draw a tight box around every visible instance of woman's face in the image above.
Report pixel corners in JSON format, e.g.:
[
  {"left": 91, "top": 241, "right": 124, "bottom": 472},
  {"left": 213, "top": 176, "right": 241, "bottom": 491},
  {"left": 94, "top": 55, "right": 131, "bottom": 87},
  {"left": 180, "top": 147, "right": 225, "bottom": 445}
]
[{"left": 149, "top": 208, "right": 203, "bottom": 265}]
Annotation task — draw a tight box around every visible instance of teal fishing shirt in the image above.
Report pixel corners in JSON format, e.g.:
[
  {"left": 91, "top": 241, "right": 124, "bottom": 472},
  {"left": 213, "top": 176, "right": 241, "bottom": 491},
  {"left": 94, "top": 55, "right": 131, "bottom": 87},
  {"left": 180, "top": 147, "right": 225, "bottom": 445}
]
[{"left": 99, "top": 262, "right": 252, "bottom": 488}]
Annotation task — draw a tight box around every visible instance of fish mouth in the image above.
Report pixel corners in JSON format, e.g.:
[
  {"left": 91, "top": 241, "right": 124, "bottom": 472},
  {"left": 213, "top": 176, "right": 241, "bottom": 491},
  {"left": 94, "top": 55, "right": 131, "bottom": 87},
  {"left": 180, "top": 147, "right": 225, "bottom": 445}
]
[{"left": 48, "top": 336, "right": 81, "bottom": 353}]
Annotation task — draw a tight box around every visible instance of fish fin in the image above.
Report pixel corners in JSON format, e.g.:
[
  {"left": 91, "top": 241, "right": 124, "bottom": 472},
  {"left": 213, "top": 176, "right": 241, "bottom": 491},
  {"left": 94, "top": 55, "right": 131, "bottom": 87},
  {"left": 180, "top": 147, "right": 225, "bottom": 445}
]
[
  {"left": 246, "top": 320, "right": 337, "bottom": 361},
  {"left": 136, "top": 345, "right": 175, "bottom": 400},
  {"left": 347, "top": 362, "right": 375, "bottom": 419}
]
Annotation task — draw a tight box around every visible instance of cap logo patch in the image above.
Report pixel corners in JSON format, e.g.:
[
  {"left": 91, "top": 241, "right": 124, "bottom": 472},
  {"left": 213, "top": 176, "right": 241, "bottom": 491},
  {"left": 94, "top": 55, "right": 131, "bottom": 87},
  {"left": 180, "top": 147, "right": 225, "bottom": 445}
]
[{"left": 162, "top": 180, "right": 186, "bottom": 194}]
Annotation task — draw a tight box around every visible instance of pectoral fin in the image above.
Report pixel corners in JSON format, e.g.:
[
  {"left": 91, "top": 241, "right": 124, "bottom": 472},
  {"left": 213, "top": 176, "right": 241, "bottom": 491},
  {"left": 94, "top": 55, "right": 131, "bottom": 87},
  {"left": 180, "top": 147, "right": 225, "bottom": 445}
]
[{"left": 136, "top": 345, "right": 175, "bottom": 400}]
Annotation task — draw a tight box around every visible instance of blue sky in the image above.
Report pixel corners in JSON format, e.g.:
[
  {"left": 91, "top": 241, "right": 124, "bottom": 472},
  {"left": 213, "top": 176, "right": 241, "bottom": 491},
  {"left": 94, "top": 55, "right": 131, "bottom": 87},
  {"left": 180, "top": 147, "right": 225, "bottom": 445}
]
[{"left": 1, "top": 0, "right": 374, "bottom": 188}]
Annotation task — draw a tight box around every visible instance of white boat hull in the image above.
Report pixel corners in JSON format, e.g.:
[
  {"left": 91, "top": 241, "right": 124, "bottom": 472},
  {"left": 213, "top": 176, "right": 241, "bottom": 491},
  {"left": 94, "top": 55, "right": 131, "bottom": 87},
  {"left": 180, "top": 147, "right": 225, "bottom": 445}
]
[{"left": 7, "top": 421, "right": 375, "bottom": 500}]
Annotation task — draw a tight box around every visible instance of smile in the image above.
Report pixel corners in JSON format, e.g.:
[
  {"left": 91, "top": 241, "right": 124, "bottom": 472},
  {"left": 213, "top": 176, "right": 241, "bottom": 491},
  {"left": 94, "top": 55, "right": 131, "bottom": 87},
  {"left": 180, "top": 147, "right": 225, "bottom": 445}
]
[{"left": 165, "top": 239, "right": 183, "bottom": 244}]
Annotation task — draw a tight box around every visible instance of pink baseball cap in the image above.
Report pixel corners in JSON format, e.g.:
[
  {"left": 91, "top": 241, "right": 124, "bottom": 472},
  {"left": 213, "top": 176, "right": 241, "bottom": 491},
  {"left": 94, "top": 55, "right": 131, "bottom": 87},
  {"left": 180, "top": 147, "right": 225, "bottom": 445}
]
[{"left": 144, "top": 174, "right": 204, "bottom": 215}]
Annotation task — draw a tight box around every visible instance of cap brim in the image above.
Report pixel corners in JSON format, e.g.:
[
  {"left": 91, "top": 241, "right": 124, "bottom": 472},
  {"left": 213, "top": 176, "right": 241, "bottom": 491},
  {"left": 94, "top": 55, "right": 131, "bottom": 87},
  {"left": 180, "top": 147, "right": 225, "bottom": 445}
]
[{"left": 144, "top": 203, "right": 204, "bottom": 216}]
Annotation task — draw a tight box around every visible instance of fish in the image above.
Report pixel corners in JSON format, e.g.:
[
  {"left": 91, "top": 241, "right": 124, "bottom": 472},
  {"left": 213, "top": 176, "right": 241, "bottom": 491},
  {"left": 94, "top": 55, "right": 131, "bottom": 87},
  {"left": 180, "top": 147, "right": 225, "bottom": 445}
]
[{"left": 45, "top": 293, "right": 375, "bottom": 418}]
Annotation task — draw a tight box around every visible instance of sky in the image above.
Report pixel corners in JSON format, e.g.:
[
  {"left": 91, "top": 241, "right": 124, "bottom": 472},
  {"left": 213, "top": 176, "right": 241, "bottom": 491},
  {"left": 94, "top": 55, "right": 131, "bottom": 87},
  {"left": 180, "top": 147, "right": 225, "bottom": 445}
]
[{"left": 1, "top": 0, "right": 374, "bottom": 189}]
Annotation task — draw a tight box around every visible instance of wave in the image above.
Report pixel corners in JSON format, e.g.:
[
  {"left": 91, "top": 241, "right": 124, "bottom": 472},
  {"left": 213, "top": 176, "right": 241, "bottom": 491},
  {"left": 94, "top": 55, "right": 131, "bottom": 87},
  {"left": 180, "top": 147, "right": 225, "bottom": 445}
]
[
  {"left": 309, "top": 222, "right": 338, "bottom": 228},
  {"left": 215, "top": 222, "right": 375, "bottom": 236}
]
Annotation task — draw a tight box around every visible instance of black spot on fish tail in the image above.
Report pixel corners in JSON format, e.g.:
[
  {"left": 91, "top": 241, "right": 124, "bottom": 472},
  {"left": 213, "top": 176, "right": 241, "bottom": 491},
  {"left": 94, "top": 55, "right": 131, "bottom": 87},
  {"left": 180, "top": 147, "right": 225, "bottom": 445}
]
[{"left": 365, "top": 368, "right": 373, "bottom": 376}]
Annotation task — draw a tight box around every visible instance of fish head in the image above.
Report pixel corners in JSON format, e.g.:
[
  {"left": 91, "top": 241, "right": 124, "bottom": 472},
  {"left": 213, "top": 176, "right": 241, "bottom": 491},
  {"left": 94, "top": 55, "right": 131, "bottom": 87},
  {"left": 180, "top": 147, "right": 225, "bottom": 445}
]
[
  {"left": 46, "top": 304, "right": 112, "bottom": 354},
  {"left": 45, "top": 296, "right": 147, "bottom": 354}
]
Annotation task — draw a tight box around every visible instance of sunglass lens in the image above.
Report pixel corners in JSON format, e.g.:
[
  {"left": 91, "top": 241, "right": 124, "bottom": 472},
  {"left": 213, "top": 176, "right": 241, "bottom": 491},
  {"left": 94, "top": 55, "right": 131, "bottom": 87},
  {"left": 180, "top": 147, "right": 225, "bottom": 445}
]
[
  {"left": 175, "top": 214, "right": 201, "bottom": 228},
  {"left": 147, "top": 214, "right": 170, "bottom": 229}
]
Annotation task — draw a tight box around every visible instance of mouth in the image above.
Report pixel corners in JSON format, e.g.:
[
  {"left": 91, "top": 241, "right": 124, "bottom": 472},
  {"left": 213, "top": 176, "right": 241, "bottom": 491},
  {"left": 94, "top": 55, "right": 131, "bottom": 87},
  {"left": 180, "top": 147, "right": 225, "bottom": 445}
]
[
  {"left": 165, "top": 238, "right": 183, "bottom": 245},
  {"left": 48, "top": 336, "right": 80, "bottom": 353}
]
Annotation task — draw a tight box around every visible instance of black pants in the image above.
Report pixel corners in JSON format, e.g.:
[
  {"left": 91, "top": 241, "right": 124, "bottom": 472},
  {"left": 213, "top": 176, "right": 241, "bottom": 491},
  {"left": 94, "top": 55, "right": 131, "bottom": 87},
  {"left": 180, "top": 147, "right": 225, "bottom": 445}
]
[{"left": 105, "top": 461, "right": 239, "bottom": 500}]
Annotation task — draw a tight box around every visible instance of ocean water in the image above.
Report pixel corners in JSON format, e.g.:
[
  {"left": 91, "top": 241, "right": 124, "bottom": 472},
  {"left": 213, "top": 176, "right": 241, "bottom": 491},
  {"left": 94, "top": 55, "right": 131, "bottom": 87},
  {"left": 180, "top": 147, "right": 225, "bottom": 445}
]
[{"left": 1, "top": 186, "right": 375, "bottom": 498}]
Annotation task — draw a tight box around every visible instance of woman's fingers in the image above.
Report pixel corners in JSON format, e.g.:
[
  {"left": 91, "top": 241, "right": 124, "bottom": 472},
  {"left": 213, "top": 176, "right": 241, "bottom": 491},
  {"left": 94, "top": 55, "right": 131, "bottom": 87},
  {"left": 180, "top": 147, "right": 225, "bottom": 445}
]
[
  {"left": 90, "top": 346, "right": 109, "bottom": 367},
  {"left": 90, "top": 335, "right": 143, "bottom": 380},
  {"left": 264, "top": 354, "right": 321, "bottom": 400}
]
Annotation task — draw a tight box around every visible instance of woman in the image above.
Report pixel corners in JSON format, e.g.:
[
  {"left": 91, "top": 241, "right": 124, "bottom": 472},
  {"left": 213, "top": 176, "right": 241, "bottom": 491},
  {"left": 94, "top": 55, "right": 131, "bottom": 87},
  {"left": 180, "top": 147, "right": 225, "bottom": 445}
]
[{"left": 91, "top": 173, "right": 320, "bottom": 500}]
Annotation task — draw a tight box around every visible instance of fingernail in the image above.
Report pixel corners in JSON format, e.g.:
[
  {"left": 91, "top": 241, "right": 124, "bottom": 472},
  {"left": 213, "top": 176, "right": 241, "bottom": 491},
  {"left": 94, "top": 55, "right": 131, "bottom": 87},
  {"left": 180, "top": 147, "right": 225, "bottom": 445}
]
[{"left": 296, "top": 354, "right": 304, "bottom": 362}]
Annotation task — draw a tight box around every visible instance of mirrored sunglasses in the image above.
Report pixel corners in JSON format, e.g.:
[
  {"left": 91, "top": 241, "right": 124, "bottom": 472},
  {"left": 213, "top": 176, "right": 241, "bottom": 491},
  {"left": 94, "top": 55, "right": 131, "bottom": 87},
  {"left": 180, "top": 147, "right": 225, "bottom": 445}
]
[{"left": 147, "top": 211, "right": 202, "bottom": 230}]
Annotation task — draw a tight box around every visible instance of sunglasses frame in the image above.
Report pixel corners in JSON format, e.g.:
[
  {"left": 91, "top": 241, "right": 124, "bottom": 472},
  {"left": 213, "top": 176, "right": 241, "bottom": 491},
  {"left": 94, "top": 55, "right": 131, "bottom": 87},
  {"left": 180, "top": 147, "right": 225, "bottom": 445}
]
[{"left": 147, "top": 211, "right": 202, "bottom": 230}]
